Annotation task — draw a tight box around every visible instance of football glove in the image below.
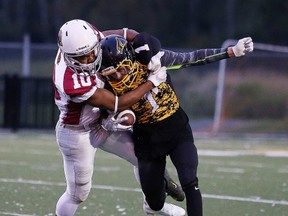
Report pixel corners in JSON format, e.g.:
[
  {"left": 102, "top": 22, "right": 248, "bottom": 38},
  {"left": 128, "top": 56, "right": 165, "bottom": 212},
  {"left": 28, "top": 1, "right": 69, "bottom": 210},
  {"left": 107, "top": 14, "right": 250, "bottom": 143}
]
[
  {"left": 232, "top": 37, "right": 254, "bottom": 57},
  {"left": 101, "top": 112, "right": 132, "bottom": 132},
  {"left": 148, "top": 66, "right": 167, "bottom": 87}
]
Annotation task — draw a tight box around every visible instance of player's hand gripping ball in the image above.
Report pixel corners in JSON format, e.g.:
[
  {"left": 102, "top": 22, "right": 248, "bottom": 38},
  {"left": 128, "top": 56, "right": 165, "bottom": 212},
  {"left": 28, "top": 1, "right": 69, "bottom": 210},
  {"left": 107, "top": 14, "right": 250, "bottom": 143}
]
[{"left": 116, "top": 109, "right": 136, "bottom": 126}]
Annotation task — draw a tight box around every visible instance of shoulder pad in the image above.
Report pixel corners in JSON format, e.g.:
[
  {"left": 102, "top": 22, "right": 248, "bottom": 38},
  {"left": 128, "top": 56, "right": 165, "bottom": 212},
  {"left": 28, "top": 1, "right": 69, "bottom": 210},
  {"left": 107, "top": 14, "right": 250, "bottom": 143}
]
[{"left": 132, "top": 32, "right": 161, "bottom": 65}]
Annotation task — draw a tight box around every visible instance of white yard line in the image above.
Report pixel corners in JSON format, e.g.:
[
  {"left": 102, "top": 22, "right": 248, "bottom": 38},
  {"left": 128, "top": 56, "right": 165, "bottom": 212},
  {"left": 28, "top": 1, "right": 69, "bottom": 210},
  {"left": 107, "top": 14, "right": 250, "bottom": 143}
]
[
  {"left": 0, "top": 214, "right": 29, "bottom": 216},
  {"left": 1, "top": 178, "right": 287, "bottom": 206},
  {"left": 202, "top": 194, "right": 288, "bottom": 206},
  {"left": 198, "top": 150, "right": 288, "bottom": 157},
  {"left": 0, "top": 213, "right": 37, "bottom": 216}
]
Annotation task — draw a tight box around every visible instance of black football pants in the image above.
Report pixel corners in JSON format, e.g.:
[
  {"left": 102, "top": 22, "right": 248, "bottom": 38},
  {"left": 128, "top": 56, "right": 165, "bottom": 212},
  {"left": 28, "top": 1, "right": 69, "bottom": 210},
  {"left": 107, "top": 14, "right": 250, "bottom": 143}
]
[{"left": 137, "top": 123, "right": 203, "bottom": 216}]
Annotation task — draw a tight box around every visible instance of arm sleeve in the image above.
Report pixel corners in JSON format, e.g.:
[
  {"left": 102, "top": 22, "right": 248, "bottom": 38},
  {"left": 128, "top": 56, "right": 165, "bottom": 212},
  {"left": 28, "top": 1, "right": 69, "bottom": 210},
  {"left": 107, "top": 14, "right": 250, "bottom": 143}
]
[{"left": 161, "top": 48, "right": 229, "bottom": 70}]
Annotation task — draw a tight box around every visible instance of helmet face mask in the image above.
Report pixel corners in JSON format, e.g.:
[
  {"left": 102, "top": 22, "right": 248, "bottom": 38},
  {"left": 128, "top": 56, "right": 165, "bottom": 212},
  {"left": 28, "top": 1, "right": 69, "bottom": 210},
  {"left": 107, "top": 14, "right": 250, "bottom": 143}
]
[
  {"left": 114, "top": 58, "right": 135, "bottom": 77},
  {"left": 107, "top": 58, "right": 136, "bottom": 82},
  {"left": 107, "top": 61, "right": 147, "bottom": 95},
  {"left": 64, "top": 43, "right": 102, "bottom": 76},
  {"left": 57, "top": 19, "right": 102, "bottom": 76}
]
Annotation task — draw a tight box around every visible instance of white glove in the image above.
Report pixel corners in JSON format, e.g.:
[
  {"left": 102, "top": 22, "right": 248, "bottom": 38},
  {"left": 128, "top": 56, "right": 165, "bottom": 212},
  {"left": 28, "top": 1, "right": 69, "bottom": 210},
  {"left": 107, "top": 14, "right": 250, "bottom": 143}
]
[
  {"left": 102, "top": 113, "right": 132, "bottom": 132},
  {"left": 232, "top": 37, "right": 254, "bottom": 57},
  {"left": 148, "top": 66, "right": 167, "bottom": 87},
  {"left": 147, "top": 51, "right": 164, "bottom": 71}
]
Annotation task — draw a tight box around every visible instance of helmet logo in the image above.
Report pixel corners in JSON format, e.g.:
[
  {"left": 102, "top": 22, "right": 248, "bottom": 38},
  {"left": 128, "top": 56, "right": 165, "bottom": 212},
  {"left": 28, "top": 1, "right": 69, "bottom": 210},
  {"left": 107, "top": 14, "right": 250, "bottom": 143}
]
[
  {"left": 116, "top": 38, "right": 127, "bottom": 54},
  {"left": 76, "top": 45, "right": 89, "bottom": 52},
  {"left": 135, "top": 44, "right": 150, "bottom": 53},
  {"left": 57, "top": 30, "right": 63, "bottom": 47}
]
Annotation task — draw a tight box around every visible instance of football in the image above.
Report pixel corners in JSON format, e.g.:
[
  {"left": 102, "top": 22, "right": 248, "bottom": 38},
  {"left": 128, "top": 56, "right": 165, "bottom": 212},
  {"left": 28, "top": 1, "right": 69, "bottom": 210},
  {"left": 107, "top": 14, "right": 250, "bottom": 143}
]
[{"left": 116, "top": 109, "right": 136, "bottom": 126}]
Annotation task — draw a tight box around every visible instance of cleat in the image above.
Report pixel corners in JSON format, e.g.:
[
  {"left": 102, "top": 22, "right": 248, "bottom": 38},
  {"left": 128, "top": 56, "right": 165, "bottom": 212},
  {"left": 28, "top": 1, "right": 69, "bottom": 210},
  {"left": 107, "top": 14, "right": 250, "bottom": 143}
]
[
  {"left": 143, "top": 201, "right": 186, "bottom": 216},
  {"left": 164, "top": 173, "right": 185, "bottom": 202}
]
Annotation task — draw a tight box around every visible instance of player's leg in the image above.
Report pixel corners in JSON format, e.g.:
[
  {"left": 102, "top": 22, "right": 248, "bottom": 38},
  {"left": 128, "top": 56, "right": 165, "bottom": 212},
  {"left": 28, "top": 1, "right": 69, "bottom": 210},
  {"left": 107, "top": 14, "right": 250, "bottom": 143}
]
[
  {"left": 55, "top": 126, "right": 96, "bottom": 216},
  {"left": 99, "top": 131, "right": 185, "bottom": 201},
  {"left": 138, "top": 155, "right": 167, "bottom": 210},
  {"left": 170, "top": 123, "right": 203, "bottom": 216},
  {"left": 99, "top": 131, "right": 138, "bottom": 164},
  {"left": 99, "top": 131, "right": 186, "bottom": 215},
  {"left": 138, "top": 156, "right": 185, "bottom": 216}
]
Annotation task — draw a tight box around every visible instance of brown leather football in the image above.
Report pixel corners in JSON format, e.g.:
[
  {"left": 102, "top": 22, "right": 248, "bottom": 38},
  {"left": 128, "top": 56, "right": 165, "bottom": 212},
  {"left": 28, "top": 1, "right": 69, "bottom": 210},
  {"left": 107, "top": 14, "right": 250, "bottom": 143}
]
[{"left": 116, "top": 109, "right": 136, "bottom": 126}]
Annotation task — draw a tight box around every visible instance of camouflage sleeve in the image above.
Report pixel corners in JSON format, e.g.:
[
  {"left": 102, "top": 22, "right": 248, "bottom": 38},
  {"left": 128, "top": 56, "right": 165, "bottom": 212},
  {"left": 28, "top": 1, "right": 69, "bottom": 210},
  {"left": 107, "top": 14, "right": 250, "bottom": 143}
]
[{"left": 160, "top": 48, "right": 229, "bottom": 70}]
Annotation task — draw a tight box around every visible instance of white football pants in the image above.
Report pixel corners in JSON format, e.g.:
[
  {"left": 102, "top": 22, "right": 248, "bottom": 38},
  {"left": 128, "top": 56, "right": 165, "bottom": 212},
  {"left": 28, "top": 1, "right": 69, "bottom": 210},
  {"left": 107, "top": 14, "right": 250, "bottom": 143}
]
[{"left": 55, "top": 123, "right": 140, "bottom": 216}]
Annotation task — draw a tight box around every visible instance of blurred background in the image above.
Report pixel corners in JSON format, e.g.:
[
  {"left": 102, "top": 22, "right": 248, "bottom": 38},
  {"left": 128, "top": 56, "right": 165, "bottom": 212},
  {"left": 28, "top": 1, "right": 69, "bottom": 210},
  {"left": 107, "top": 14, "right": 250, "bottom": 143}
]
[{"left": 0, "top": 0, "right": 288, "bottom": 134}]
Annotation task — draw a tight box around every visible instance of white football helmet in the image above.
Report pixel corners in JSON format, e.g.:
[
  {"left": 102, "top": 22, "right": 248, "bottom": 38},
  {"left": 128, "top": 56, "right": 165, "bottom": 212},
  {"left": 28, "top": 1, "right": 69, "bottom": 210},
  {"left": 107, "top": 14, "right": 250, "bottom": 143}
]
[{"left": 57, "top": 19, "right": 103, "bottom": 75}]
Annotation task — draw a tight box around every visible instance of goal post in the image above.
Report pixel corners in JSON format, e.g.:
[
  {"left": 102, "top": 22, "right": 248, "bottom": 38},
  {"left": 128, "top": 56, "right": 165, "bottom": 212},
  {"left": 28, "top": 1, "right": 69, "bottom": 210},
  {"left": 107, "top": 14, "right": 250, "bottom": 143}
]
[{"left": 212, "top": 40, "right": 288, "bottom": 133}]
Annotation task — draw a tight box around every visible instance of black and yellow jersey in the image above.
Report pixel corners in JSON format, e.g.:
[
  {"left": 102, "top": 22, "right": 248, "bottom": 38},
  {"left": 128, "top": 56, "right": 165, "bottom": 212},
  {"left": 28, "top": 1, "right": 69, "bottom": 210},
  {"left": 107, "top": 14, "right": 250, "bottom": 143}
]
[{"left": 109, "top": 63, "right": 179, "bottom": 124}]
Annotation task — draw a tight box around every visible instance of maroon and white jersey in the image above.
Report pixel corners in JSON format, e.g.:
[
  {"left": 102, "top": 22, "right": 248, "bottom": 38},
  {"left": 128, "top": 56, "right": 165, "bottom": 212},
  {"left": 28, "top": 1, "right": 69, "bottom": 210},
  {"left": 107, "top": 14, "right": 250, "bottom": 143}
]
[{"left": 53, "top": 50, "right": 105, "bottom": 126}]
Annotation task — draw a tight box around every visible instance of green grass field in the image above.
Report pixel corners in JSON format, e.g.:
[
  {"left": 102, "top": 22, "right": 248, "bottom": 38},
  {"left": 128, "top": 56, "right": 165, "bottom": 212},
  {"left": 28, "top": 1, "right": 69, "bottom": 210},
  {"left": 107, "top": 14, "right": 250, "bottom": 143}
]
[{"left": 0, "top": 130, "right": 288, "bottom": 216}]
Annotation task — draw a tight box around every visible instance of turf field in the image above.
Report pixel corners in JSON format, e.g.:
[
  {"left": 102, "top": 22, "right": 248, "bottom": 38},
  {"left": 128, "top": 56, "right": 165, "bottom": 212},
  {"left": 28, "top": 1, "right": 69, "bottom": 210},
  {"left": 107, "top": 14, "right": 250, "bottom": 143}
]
[{"left": 0, "top": 130, "right": 287, "bottom": 216}]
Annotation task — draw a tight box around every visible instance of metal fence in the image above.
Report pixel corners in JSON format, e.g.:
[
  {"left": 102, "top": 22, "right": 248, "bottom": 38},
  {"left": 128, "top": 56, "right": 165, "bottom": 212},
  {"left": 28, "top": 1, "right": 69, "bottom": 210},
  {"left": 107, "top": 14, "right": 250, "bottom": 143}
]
[
  {"left": 0, "top": 35, "right": 59, "bottom": 130},
  {"left": 0, "top": 75, "right": 59, "bottom": 130},
  {"left": 0, "top": 35, "right": 57, "bottom": 78}
]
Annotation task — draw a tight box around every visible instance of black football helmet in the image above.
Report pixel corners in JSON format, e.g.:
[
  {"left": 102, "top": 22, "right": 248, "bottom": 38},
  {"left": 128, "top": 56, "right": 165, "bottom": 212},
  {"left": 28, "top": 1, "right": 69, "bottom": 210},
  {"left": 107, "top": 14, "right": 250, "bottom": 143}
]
[
  {"left": 100, "top": 34, "right": 135, "bottom": 70},
  {"left": 100, "top": 34, "right": 147, "bottom": 94}
]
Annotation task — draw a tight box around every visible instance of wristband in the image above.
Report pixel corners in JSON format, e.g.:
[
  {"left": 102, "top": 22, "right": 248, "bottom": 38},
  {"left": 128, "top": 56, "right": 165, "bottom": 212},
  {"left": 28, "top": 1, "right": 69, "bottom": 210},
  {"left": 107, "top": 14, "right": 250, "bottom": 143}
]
[
  {"left": 123, "top": 28, "right": 128, "bottom": 39},
  {"left": 114, "top": 96, "right": 118, "bottom": 113}
]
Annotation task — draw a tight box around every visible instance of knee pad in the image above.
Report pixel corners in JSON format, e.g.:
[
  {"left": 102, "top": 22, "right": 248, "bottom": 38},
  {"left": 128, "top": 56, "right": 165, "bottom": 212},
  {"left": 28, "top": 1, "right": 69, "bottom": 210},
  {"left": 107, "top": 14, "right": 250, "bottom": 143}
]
[
  {"left": 73, "top": 167, "right": 93, "bottom": 202},
  {"left": 182, "top": 177, "right": 199, "bottom": 191}
]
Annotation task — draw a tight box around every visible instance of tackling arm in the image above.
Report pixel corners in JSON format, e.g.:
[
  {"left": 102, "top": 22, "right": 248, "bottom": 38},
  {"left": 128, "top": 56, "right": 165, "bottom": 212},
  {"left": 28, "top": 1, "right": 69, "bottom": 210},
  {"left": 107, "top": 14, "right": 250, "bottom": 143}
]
[
  {"left": 87, "top": 81, "right": 153, "bottom": 112},
  {"left": 102, "top": 28, "right": 139, "bottom": 41},
  {"left": 87, "top": 67, "right": 166, "bottom": 112}
]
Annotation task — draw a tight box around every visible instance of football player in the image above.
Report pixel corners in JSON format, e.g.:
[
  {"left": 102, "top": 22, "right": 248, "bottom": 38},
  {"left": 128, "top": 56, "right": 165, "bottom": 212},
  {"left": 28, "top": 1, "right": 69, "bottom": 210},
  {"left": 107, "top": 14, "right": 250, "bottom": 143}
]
[
  {"left": 99, "top": 33, "right": 253, "bottom": 216},
  {"left": 53, "top": 19, "right": 185, "bottom": 216}
]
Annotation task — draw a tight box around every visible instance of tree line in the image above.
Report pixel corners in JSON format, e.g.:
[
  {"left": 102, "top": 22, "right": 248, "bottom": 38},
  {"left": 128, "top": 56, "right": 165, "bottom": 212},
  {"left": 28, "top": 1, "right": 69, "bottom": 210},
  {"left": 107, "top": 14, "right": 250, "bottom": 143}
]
[{"left": 0, "top": 0, "right": 287, "bottom": 48}]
